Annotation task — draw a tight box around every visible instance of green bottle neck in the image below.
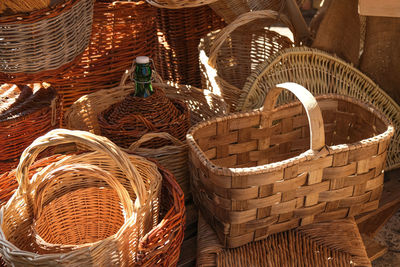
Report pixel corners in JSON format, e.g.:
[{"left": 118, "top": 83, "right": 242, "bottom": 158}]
[{"left": 134, "top": 63, "right": 154, "bottom": 98}]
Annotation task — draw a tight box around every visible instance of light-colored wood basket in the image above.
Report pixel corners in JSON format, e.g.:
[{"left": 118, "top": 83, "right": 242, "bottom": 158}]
[
  {"left": 0, "top": 129, "right": 162, "bottom": 265},
  {"left": 199, "top": 10, "right": 294, "bottom": 112},
  {"left": 65, "top": 71, "right": 227, "bottom": 200},
  {"left": 0, "top": 0, "right": 93, "bottom": 74},
  {"left": 238, "top": 47, "right": 400, "bottom": 170},
  {"left": 187, "top": 82, "right": 394, "bottom": 248},
  {"left": 146, "top": 0, "right": 218, "bottom": 9}
]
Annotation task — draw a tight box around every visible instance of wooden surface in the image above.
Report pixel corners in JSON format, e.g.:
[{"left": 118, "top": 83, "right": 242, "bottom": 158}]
[{"left": 359, "top": 0, "right": 400, "bottom": 17}]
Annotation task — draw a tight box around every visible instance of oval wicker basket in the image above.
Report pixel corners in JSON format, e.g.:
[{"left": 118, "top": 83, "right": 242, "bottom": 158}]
[
  {"left": 187, "top": 82, "right": 394, "bottom": 248},
  {"left": 199, "top": 10, "right": 295, "bottom": 112},
  {"left": 238, "top": 47, "right": 400, "bottom": 170},
  {"left": 146, "top": 0, "right": 218, "bottom": 9},
  {"left": 0, "top": 129, "right": 163, "bottom": 266},
  {"left": 0, "top": 0, "right": 94, "bottom": 74},
  {"left": 65, "top": 70, "right": 228, "bottom": 201}
]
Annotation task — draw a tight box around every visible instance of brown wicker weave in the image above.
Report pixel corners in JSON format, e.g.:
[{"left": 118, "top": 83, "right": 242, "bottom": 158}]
[
  {"left": 155, "top": 5, "right": 225, "bottom": 88},
  {"left": 199, "top": 10, "right": 294, "bottom": 112},
  {"left": 0, "top": 129, "right": 162, "bottom": 266},
  {"left": 187, "top": 82, "right": 394, "bottom": 248},
  {"left": 197, "top": 213, "right": 371, "bottom": 266},
  {"left": 0, "top": 0, "right": 93, "bottom": 75},
  {"left": 238, "top": 47, "right": 400, "bottom": 171},
  {"left": 146, "top": 0, "right": 218, "bottom": 9},
  {"left": 65, "top": 72, "right": 228, "bottom": 201}
]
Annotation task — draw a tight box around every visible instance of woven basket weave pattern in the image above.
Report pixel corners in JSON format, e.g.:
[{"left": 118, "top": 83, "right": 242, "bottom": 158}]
[
  {"left": 0, "top": 0, "right": 93, "bottom": 74},
  {"left": 188, "top": 83, "right": 393, "bottom": 248}
]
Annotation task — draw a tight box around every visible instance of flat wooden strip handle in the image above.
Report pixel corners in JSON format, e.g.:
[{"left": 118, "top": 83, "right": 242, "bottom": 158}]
[
  {"left": 128, "top": 132, "right": 184, "bottom": 151},
  {"left": 16, "top": 129, "right": 147, "bottom": 206},
  {"left": 208, "top": 10, "right": 292, "bottom": 68},
  {"left": 34, "top": 164, "right": 135, "bottom": 219},
  {"left": 262, "top": 82, "right": 325, "bottom": 151}
]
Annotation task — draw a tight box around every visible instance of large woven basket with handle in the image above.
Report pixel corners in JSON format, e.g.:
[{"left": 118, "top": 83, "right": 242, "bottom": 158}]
[
  {"left": 0, "top": 129, "right": 162, "bottom": 266},
  {"left": 199, "top": 10, "right": 295, "bottom": 112},
  {"left": 187, "top": 82, "right": 394, "bottom": 248},
  {"left": 237, "top": 47, "right": 400, "bottom": 171},
  {"left": 65, "top": 70, "right": 227, "bottom": 201},
  {"left": 0, "top": 0, "right": 93, "bottom": 76}
]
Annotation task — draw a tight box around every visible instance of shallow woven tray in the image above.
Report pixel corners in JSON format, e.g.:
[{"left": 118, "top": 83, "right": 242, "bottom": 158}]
[{"left": 197, "top": 213, "right": 371, "bottom": 266}]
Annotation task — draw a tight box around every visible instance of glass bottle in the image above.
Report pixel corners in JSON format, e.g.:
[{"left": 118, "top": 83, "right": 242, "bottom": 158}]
[{"left": 133, "top": 56, "right": 154, "bottom": 98}]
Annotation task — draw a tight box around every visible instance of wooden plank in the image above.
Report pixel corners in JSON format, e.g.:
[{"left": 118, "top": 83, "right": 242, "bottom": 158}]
[
  {"left": 361, "top": 234, "right": 388, "bottom": 262},
  {"left": 177, "top": 236, "right": 197, "bottom": 267},
  {"left": 359, "top": 0, "right": 400, "bottom": 18}
]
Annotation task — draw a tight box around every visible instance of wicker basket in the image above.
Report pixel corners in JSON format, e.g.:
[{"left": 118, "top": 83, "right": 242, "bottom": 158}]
[
  {"left": 65, "top": 71, "right": 227, "bottom": 201},
  {"left": 197, "top": 213, "right": 371, "bottom": 266},
  {"left": 0, "top": 0, "right": 93, "bottom": 75},
  {"left": 155, "top": 5, "right": 225, "bottom": 88},
  {"left": 187, "top": 82, "right": 394, "bottom": 248},
  {"left": 146, "top": 0, "right": 218, "bottom": 9},
  {"left": 238, "top": 47, "right": 400, "bottom": 171},
  {"left": 199, "top": 10, "right": 294, "bottom": 112},
  {"left": 0, "top": 129, "right": 163, "bottom": 266},
  {"left": 0, "top": 83, "right": 62, "bottom": 175}
]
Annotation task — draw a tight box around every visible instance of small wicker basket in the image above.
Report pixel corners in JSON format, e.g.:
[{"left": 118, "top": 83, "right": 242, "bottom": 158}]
[
  {"left": 187, "top": 82, "right": 394, "bottom": 248},
  {"left": 0, "top": 0, "right": 93, "bottom": 75},
  {"left": 199, "top": 10, "right": 294, "bottom": 112}
]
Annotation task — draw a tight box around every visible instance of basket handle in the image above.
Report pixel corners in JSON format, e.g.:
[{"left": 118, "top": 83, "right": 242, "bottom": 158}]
[
  {"left": 261, "top": 83, "right": 325, "bottom": 151},
  {"left": 208, "top": 10, "right": 293, "bottom": 68},
  {"left": 16, "top": 129, "right": 147, "bottom": 206},
  {"left": 119, "top": 64, "right": 163, "bottom": 87},
  {"left": 34, "top": 164, "right": 135, "bottom": 219},
  {"left": 128, "top": 132, "right": 184, "bottom": 151}
]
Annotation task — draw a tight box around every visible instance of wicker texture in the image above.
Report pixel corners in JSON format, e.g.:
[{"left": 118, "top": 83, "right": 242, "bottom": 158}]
[
  {"left": 197, "top": 213, "right": 371, "bottom": 266},
  {"left": 238, "top": 47, "right": 400, "bottom": 170},
  {"left": 155, "top": 6, "right": 225, "bottom": 88},
  {"left": 0, "top": 0, "right": 93, "bottom": 74},
  {"left": 199, "top": 10, "right": 294, "bottom": 112},
  {"left": 146, "top": 0, "right": 218, "bottom": 9},
  {"left": 65, "top": 76, "right": 227, "bottom": 201},
  {"left": 0, "top": 83, "right": 62, "bottom": 176},
  {"left": 187, "top": 82, "right": 393, "bottom": 248},
  {"left": 98, "top": 85, "right": 190, "bottom": 149},
  {"left": 0, "top": 129, "right": 162, "bottom": 266}
]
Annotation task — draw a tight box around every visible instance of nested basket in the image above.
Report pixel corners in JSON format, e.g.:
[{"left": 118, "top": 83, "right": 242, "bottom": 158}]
[
  {"left": 237, "top": 47, "right": 400, "bottom": 170},
  {"left": 187, "top": 82, "right": 394, "bottom": 248},
  {"left": 199, "top": 10, "right": 295, "bottom": 112},
  {"left": 155, "top": 5, "right": 225, "bottom": 88},
  {"left": 0, "top": 129, "right": 163, "bottom": 266},
  {"left": 0, "top": 83, "right": 62, "bottom": 175},
  {"left": 0, "top": 0, "right": 93, "bottom": 76},
  {"left": 65, "top": 71, "right": 227, "bottom": 201}
]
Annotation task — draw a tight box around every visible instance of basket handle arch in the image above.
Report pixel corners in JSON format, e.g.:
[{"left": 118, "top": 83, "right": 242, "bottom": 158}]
[
  {"left": 128, "top": 132, "right": 184, "bottom": 151},
  {"left": 262, "top": 82, "right": 325, "bottom": 151},
  {"left": 208, "top": 10, "right": 295, "bottom": 69},
  {"left": 34, "top": 164, "right": 135, "bottom": 219},
  {"left": 16, "top": 129, "right": 148, "bottom": 207}
]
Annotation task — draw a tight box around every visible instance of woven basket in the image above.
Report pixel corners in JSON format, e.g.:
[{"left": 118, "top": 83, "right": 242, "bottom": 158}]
[
  {"left": 0, "top": 83, "right": 62, "bottom": 175},
  {"left": 237, "top": 47, "right": 400, "bottom": 171},
  {"left": 197, "top": 213, "right": 371, "bottom": 266},
  {"left": 199, "top": 10, "right": 294, "bottom": 112},
  {"left": 146, "top": 0, "right": 218, "bottom": 9},
  {"left": 155, "top": 5, "right": 225, "bottom": 88},
  {"left": 0, "top": 0, "right": 93, "bottom": 75},
  {"left": 0, "top": 129, "right": 163, "bottom": 266},
  {"left": 65, "top": 71, "right": 227, "bottom": 201},
  {"left": 187, "top": 82, "right": 394, "bottom": 248}
]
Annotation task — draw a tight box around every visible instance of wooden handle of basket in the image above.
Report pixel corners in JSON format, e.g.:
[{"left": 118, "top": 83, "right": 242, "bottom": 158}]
[
  {"left": 208, "top": 10, "right": 293, "bottom": 68},
  {"left": 34, "top": 164, "right": 135, "bottom": 219},
  {"left": 16, "top": 129, "right": 147, "bottom": 206},
  {"left": 128, "top": 132, "right": 184, "bottom": 151},
  {"left": 262, "top": 82, "right": 325, "bottom": 151},
  {"left": 119, "top": 67, "right": 163, "bottom": 87}
]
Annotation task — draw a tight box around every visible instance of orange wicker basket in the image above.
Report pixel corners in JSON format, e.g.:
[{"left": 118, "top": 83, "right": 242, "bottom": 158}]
[
  {"left": 187, "top": 82, "right": 394, "bottom": 248},
  {"left": 155, "top": 5, "right": 225, "bottom": 87},
  {"left": 0, "top": 0, "right": 93, "bottom": 76}
]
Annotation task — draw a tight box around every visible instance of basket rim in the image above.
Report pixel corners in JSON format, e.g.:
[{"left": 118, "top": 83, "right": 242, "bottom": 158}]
[{"left": 186, "top": 94, "right": 395, "bottom": 177}]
